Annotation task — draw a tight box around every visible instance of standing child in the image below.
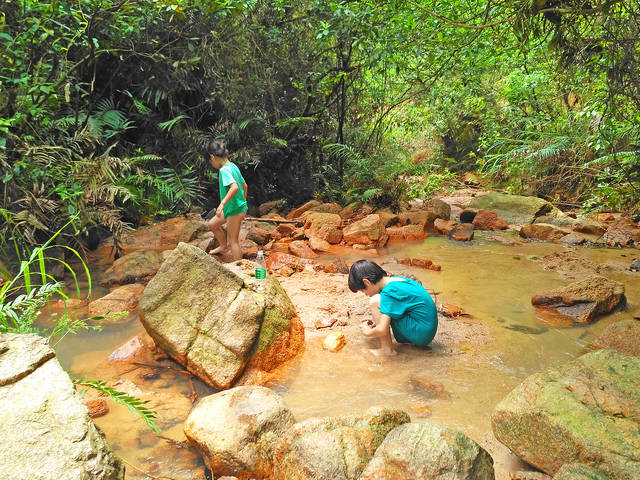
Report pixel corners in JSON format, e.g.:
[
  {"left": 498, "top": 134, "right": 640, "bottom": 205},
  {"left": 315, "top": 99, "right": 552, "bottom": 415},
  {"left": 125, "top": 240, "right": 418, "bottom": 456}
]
[
  {"left": 205, "top": 139, "right": 248, "bottom": 261},
  {"left": 348, "top": 259, "right": 438, "bottom": 356}
]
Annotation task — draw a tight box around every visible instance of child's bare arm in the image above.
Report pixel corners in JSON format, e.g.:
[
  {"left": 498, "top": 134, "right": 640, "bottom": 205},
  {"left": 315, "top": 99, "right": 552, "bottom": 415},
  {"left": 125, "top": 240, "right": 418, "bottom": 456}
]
[
  {"left": 243, "top": 182, "right": 248, "bottom": 200},
  {"left": 361, "top": 313, "right": 392, "bottom": 338}
]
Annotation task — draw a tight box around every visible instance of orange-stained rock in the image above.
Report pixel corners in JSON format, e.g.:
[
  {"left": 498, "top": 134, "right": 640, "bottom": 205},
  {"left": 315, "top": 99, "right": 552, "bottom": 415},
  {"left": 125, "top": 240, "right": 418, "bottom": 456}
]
[
  {"left": 603, "top": 217, "right": 640, "bottom": 247},
  {"left": 100, "top": 250, "right": 164, "bottom": 287},
  {"left": 472, "top": 209, "right": 508, "bottom": 230},
  {"left": 434, "top": 219, "right": 457, "bottom": 235},
  {"left": 265, "top": 251, "right": 313, "bottom": 271},
  {"left": 276, "top": 266, "right": 295, "bottom": 277},
  {"left": 376, "top": 210, "right": 399, "bottom": 228},
  {"left": 411, "top": 258, "right": 432, "bottom": 268},
  {"left": 88, "top": 283, "right": 145, "bottom": 325},
  {"left": 398, "top": 211, "right": 430, "bottom": 227},
  {"left": 116, "top": 215, "right": 202, "bottom": 255},
  {"left": 343, "top": 214, "right": 385, "bottom": 245},
  {"left": 520, "top": 223, "right": 570, "bottom": 242},
  {"left": 449, "top": 223, "right": 474, "bottom": 241},
  {"left": 288, "top": 240, "right": 318, "bottom": 259},
  {"left": 303, "top": 212, "right": 343, "bottom": 244},
  {"left": 402, "top": 224, "right": 426, "bottom": 241},
  {"left": 276, "top": 223, "right": 295, "bottom": 236},
  {"left": 322, "top": 331, "right": 346, "bottom": 352},
  {"left": 386, "top": 226, "right": 404, "bottom": 240},
  {"left": 307, "top": 202, "right": 342, "bottom": 215},
  {"left": 246, "top": 226, "right": 275, "bottom": 245},
  {"left": 286, "top": 200, "right": 322, "bottom": 219},
  {"left": 85, "top": 398, "right": 109, "bottom": 418},
  {"left": 428, "top": 263, "right": 442, "bottom": 271},
  {"left": 438, "top": 304, "right": 465, "bottom": 317},
  {"left": 308, "top": 236, "right": 331, "bottom": 252},
  {"left": 271, "top": 239, "right": 293, "bottom": 253}
]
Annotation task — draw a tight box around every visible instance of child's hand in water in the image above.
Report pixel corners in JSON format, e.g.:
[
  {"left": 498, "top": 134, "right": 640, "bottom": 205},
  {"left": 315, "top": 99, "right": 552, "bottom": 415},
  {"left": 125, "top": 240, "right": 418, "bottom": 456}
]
[{"left": 360, "top": 320, "right": 375, "bottom": 335}]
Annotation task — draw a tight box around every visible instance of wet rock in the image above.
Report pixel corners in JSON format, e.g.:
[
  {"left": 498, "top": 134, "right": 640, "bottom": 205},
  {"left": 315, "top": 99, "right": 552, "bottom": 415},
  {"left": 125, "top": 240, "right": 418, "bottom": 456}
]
[
  {"left": 592, "top": 319, "right": 640, "bottom": 357},
  {"left": 287, "top": 200, "right": 322, "bottom": 219},
  {"left": 289, "top": 240, "right": 319, "bottom": 259},
  {"left": 265, "top": 251, "right": 313, "bottom": 271},
  {"left": 324, "top": 258, "right": 349, "bottom": 274},
  {"left": 85, "top": 398, "right": 109, "bottom": 418},
  {"left": 490, "top": 235, "right": 522, "bottom": 246},
  {"left": 115, "top": 216, "right": 199, "bottom": 254},
  {"left": 531, "top": 275, "right": 625, "bottom": 323},
  {"left": 308, "top": 236, "right": 331, "bottom": 252},
  {"left": 138, "top": 243, "right": 304, "bottom": 389},
  {"left": 560, "top": 233, "right": 585, "bottom": 245},
  {"left": 427, "top": 198, "right": 451, "bottom": 220},
  {"left": 188, "top": 231, "right": 217, "bottom": 253},
  {"left": 184, "top": 386, "right": 294, "bottom": 480},
  {"left": 519, "top": 223, "right": 571, "bottom": 242},
  {"left": 303, "top": 212, "right": 343, "bottom": 244},
  {"left": 101, "top": 250, "right": 164, "bottom": 287},
  {"left": 553, "top": 463, "right": 610, "bottom": 480},
  {"left": 631, "top": 259, "right": 640, "bottom": 271},
  {"left": 469, "top": 193, "right": 555, "bottom": 225},
  {"left": 314, "top": 317, "right": 337, "bottom": 329},
  {"left": 534, "top": 209, "right": 577, "bottom": 228},
  {"left": 449, "top": 223, "right": 474, "bottom": 241},
  {"left": 537, "top": 252, "right": 612, "bottom": 281},
  {"left": 88, "top": 283, "right": 145, "bottom": 324},
  {"left": 359, "top": 422, "right": 494, "bottom": 480},
  {"left": 603, "top": 217, "right": 640, "bottom": 247},
  {"left": 108, "top": 334, "right": 155, "bottom": 362},
  {"left": 386, "top": 224, "right": 426, "bottom": 241},
  {"left": 272, "top": 406, "right": 410, "bottom": 480},
  {"left": 322, "top": 331, "right": 346, "bottom": 351},
  {"left": 0, "top": 333, "right": 124, "bottom": 480},
  {"left": 343, "top": 214, "right": 385, "bottom": 245},
  {"left": 408, "top": 375, "right": 450, "bottom": 399},
  {"left": 397, "top": 210, "right": 431, "bottom": 227},
  {"left": 434, "top": 218, "right": 457, "bottom": 235},
  {"left": 491, "top": 349, "right": 640, "bottom": 479},
  {"left": 438, "top": 303, "right": 465, "bottom": 317},
  {"left": 472, "top": 209, "right": 508, "bottom": 230},
  {"left": 571, "top": 218, "right": 606, "bottom": 236}
]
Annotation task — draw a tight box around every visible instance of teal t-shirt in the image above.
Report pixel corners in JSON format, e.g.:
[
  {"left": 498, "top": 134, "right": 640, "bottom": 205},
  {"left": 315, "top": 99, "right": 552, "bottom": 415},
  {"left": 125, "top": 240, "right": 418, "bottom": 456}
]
[
  {"left": 219, "top": 162, "right": 248, "bottom": 218},
  {"left": 379, "top": 276, "right": 438, "bottom": 347}
]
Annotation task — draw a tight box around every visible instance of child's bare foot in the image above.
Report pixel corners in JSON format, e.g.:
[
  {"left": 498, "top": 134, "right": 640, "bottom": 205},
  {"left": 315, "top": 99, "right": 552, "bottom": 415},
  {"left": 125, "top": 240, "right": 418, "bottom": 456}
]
[
  {"left": 366, "top": 347, "right": 397, "bottom": 357},
  {"left": 208, "top": 245, "right": 228, "bottom": 255}
]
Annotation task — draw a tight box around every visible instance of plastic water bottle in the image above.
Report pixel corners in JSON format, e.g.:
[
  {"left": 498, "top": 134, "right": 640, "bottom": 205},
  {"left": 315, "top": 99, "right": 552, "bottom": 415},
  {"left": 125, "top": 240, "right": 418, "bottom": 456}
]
[{"left": 255, "top": 250, "right": 267, "bottom": 291}]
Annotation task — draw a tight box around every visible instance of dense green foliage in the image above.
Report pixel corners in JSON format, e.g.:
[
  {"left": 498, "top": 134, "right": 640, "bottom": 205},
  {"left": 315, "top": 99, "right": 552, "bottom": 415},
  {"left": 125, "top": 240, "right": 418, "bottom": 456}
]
[{"left": 1, "top": 0, "right": 639, "bottom": 260}]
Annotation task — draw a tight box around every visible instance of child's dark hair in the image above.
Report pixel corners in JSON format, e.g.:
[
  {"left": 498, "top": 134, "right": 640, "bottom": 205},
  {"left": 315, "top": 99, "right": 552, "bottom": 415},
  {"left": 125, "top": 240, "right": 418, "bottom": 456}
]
[
  {"left": 204, "top": 139, "right": 229, "bottom": 158},
  {"left": 348, "top": 259, "right": 387, "bottom": 292}
]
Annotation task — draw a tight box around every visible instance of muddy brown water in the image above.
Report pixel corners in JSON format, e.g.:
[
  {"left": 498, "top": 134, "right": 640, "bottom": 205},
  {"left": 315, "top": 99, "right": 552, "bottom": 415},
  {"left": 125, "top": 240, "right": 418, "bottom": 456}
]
[{"left": 51, "top": 231, "right": 639, "bottom": 480}]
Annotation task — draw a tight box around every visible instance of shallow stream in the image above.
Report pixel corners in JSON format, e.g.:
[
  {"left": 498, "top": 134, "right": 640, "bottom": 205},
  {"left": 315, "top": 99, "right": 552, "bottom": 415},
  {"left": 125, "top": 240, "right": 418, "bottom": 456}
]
[{"left": 52, "top": 232, "right": 639, "bottom": 479}]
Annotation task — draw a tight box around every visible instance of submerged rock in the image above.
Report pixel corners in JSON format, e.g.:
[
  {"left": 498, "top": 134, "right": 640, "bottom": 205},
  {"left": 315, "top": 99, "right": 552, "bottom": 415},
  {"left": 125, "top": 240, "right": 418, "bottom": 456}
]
[
  {"left": 359, "top": 422, "right": 494, "bottom": 480},
  {"left": 184, "top": 386, "right": 294, "bottom": 480},
  {"left": 492, "top": 349, "right": 640, "bottom": 479},
  {"left": 592, "top": 319, "right": 640, "bottom": 356},
  {"left": 272, "top": 406, "right": 410, "bottom": 480},
  {"left": 138, "top": 243, "right": 304, "bottom": 389},
  {"left": 100, "top": 249, "right": 164, "bottom": 287},
  {"left": 531, "top": 275, "right": 625, "bottom": 323},
  {"left": 88, "top": 283, "right": 145, "bottom": 324},
  {"left": 0, "top": 333, "right": 124, "bottom": 480}
]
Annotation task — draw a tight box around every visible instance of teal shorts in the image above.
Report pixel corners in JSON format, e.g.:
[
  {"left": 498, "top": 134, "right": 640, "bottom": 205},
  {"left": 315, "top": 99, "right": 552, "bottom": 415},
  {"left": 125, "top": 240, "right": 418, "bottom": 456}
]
[{"left": 224, "top": 204, "right": 248, "bottom": 219}]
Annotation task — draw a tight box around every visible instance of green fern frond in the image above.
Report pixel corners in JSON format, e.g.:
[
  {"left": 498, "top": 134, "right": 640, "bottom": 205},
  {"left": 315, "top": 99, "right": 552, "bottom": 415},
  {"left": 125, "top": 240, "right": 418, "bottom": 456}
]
[
  {"left": 158, "top": 115, "right": 190, "bottom": 132},
  {"left": 73, "top": 377, "right": 160, "bottom": 432},
  {"left": 323, "top": 143, "right": 364, "bottom": 165}
]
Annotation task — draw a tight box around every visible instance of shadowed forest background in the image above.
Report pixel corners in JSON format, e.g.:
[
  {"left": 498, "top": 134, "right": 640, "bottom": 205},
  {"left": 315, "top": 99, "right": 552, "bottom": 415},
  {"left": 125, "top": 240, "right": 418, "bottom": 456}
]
[{"left": 1, "top": 0, "right": 639, "bottom": 261}]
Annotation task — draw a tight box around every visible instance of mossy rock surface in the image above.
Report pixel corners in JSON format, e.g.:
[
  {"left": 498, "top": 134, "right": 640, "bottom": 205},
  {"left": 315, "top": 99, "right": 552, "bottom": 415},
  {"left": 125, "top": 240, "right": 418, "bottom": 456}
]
[
  {"left": 139, "top": 243, "right": 303, "bottom": 389},
  {"left": 469, "top": 193, "right": 556, "bottom": 225},
  {"left": 492, "top": 349, "right": 640, "bottom": 479},
  {"left": 273, "top": 406, "right": 410, "bottom": 480}
]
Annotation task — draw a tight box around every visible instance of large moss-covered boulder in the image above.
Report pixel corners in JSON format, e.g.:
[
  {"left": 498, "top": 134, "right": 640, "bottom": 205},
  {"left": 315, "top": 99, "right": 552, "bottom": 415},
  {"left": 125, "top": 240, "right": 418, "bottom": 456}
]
[
  {"left": 0, "top": 334, "right": 124, "bottom": 480},
  {"left": 138, "top": 243, "right": 304, "bottom": 389},
  {"left": 273, "top": 406, "right": 410, "bottom": 480},
  {"left": 492, "top": 349, "right": 640, "bottom": 479},
  {"left": 184, "top": 386, "right": 295, "bottom": 479},
  {"left": 469, "top": 193, "right": 556, "bottom": 225},
  {"left": 359, "top": 422, "right": 494, "bottom": 480}
]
